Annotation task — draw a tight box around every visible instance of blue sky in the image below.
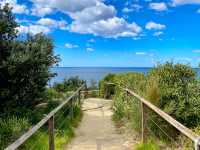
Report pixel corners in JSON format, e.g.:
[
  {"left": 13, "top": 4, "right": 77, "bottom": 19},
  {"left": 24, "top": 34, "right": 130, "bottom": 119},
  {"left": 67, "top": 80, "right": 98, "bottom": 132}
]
[{"left": 1, "top": 0, "right": 200, "bottom": 67}]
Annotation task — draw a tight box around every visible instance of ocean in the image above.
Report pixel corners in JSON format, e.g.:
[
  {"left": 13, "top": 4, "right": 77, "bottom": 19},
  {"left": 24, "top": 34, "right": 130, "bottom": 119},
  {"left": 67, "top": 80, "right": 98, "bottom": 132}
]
[
  {"left": 50, "top": 67, "right": 200, "bottom": 86},
  {"left": 50, "top": 67, "right": 152, "bottom": 86}
]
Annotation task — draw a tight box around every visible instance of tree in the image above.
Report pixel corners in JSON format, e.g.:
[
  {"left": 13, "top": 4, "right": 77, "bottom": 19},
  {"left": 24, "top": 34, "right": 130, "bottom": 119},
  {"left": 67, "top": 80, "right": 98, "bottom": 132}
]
[
  {"left": 0, "top": 4, "right": 59, "bottom": 116},
  {"left": 0, "top": 4, "right": 18, "bottom": 60}
]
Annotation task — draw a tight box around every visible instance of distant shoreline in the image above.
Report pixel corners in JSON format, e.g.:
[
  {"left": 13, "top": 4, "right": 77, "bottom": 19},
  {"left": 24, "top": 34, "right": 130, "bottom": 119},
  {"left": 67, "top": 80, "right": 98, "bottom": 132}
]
[
  {"left": 50, "top": 67, "right": 200, "bottom": 86},
  {"left": 52, "top": 66, "right": 155, "bottom": 69},
  {"left": 52, "top": 66, "right": 199, "bottom": 69}
]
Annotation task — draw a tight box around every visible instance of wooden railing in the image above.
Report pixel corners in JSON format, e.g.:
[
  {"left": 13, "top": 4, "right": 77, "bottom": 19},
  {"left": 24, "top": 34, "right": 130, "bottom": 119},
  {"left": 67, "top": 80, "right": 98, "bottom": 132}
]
[
  {"left": 5, "top": 84, "right": 86, "bottom": 150},
  {"left": 81, "top": 89, "right": 100, "bottom": 98},
  {"left": 106, "top": 82, "right": 200, "bottom": 150}
]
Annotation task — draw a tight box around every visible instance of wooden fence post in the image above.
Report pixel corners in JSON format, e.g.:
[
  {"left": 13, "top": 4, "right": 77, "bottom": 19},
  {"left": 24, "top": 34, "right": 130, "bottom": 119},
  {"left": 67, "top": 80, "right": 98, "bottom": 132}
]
[
  {"left": 99, "top": 88, "right": 101, "bottom": 98},
  {"left": 48, "top": 116, "right": 55, "bottom": 150},
  {"left": 70, "top": 99, "right": 74, "bottom": 120},
  {"left": 78, "top": 90, "right": 81, "bottom": 105},
  {"left": 104, "top": 84, "right": 107, "bottom": 99},
  {"left": 141, "top": 102, "right": 148, "bottom": 143},
  {"left": 194, "top": 137, "right": 200, "bottom": 150}
]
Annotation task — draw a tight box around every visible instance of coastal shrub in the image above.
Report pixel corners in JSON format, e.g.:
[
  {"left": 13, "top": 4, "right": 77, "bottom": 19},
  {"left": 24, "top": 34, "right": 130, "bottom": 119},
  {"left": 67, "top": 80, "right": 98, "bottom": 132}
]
[
  {"left": 21, "top": 103, "right": 83, "bottom": 150},
  {"left": 0, "top": 117, "right": 30, "bottom": 149},
  {"left": 114, "top": 91, "right": 141, "bottom": 131},
  {"left": 53, "top": 76, "right": 84, "bottom": 93},
  {"left": 135, "top": 140, "right": 160, "bottom": 150},
  {"left": 101, "top": 62, "right": 200, "bottom": 127},
  {"left": 100, "top": 62, "right": 200, "bottom": 147},
  {"left": 0, "top": 4, "right": 59, "bottom": 116},
  {"left": 99, "top": 73, "right": 116, "bottom": 98},
  {"left": 112, "top": 89, "right": 126, "bottom": 121},
  {"left": 46, "top": 88, "right": 64, "bottom": 99},
  {"left": 147, "top": 62, "right": 200, "bottom": 127}
]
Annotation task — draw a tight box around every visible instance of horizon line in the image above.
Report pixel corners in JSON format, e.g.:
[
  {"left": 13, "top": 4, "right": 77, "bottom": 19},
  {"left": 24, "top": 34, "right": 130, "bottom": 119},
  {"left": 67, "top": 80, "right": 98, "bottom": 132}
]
[{"left": 52, "top": 66, "right": 200, "bottom": 69}]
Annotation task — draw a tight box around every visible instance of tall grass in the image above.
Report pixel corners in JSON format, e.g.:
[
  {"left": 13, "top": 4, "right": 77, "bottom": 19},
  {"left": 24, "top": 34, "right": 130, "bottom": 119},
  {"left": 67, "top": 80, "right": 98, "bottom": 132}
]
[
  {"left": 20, "top": 104, "right": 83, "bottom": 150},
  {"left": 112, "top": 87, "right": 142, "bottom": 132},
  {"left": 135, "top": 140, "right": 160, "bottom": 150},
  {"left": 100, "top": 62, "right": 200, "bottom": 149},
  {"left": 0, "top": 117, "right": 30, "bottom": 149}
]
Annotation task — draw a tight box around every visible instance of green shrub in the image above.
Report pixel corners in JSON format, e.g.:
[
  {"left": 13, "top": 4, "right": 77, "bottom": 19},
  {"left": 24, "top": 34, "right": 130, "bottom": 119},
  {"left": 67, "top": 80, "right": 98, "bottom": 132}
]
[
  {"left": 21, "top": 103, "right": 83, "bottom": 149},
  {"left": 46, "top": 88, "right": 64, "bottom": 99},
  {"left": 99, "top": 73, "right": 116, "bottom": 98},
  {"left": 0, "top": 117, "right": 30, "bottom": 149},
  {"left": 135, "top": 140, "right": 160, "bottom": 150},
  {"left": 100, "top": 62, "right": 200, "bottom": 147},
  {"left": 53, "top": 76, "right": 84, "bottom": 93},
  {"left": 147, "top": 62, "right": 200, "bottom": 127},
  {"left": 112, "top": 90, "right": 126, "bottom": 121}
]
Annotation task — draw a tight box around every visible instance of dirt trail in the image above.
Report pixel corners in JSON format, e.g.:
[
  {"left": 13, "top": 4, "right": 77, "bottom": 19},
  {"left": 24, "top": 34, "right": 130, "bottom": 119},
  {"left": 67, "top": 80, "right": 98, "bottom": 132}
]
[{"left": 66, "top": 98, "right": 136, "bottom": 150}]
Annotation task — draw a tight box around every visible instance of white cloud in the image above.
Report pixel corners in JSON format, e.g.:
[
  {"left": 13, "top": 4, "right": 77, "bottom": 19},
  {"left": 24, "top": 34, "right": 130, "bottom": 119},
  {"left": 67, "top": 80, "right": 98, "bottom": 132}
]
[
  {"left": 15, "top": 18, "right": 32, "bottom": 24},
  {"left": 16, "top": 18, "right": 67, "bottom": 35},
  {"left": 13, "top": 4, "right": 29, "bottom": 14},
  {"left": 192, "top": 49, "right": 200, "bottom": 53},
  {"left": 31, "top": 5, "right": 53, "bottom": 17},
  {"left": 37, "top": 18, "right": 68, "bottom": 30},
  {"left": 69, "top": 2, "right": 116, "bottom": 23},
  {"left": 122, "top": 4, "right": 142, "bottom": 13},
  {"left": 70, "top": 17, "right": 142, "bottom": 38},
  {"left": 88, "top": 39, "right": 95, "bottom": 43},
  {"left": 86, "top": 47, "right": 94, "bottom": 52},
  {"left": 145, "top": 21, "right": 166, "bottom": 30},
  {"left": 30, "top": 0, "right": 99, "bottom": 13},
  {"left": 122, "top": 7, "right": 134, "bottom": 13},
  {"left": 65, "top": 43, "right": 79, "bottom": 49},
  {"left": 197, "top": 9, "right": 200, "bottom": 13},
  {"left": 0, "top": 0, "right": 29, "bottom": 14},
  {"left": 133, "top": 37, "right": 141, "bottom": 40},
  {"left": 153, "top": 31, "right": 163, "bottom": 36},
  {"left": 149, "top": 2, "right": 168, "bottom": 11},
  {"left": 172, "top": 0, "right": 200, "bottom": 6},
  {"left": 37, "top": 18, "right": 57, "bottom": 26},
  {"left": 17, "top": 25, "right": 50, "bottom": 35},
  {"left": 131, "top": 4, "right": 143, "bottom": 11},
  {"left": 30, "top": 0, "right": 142, "bottom": 38},
  {"left": 135, "top": 52, "right": 147, "bottom": 55}
]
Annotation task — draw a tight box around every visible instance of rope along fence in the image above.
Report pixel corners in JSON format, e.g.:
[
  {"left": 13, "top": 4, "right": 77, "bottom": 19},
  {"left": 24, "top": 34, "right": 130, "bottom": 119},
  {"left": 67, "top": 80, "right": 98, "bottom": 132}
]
[
  {"left": 5, "top": 84, "right": 86, "bottom": 150},
  {"left": 105, "top": 82, "right": 200, "bottom": 150}
]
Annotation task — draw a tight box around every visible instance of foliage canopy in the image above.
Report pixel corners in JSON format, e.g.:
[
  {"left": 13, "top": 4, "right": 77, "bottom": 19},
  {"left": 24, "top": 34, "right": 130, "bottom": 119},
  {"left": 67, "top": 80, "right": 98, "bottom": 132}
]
[{"left": 0, "top": 4, "right": 59, "bottom": 116}]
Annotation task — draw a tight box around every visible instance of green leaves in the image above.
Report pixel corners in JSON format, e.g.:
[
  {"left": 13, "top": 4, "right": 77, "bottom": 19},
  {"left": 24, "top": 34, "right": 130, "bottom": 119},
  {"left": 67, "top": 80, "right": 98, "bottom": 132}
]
[
  {"left": 101, "top": 62, "right": 200, "bottom": 128},
  {"left": 0, "top": 5, "right": 59, "bottom": 116},
  {"left": 148, "top": 62, "right": 200, "bottom": 127}
]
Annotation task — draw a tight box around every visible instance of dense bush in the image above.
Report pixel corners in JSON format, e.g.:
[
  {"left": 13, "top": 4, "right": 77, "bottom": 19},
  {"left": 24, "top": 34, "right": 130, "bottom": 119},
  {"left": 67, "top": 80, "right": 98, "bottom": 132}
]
[
  {"left": 147, "top": 62, "right": 200, "bottom": 127},
  {"left": 99, "top": 73, "right": 116, "bottom": 98},
  {"left": 0, "top": 77, "right": 84, "bottom": 149},
  {"left": 53, "top": 76, "right": 84, "bottom": 93},
  {"left": 100, "top": 62, "right": 200, "bottom": 148},
  {"left": 0, "top": 5, "right": 84, "bottom": 149},
  {"left": 0, "top": 4, "right": 59, "bottom": 116},
  {"left": 101, "top": 62, "right": 200, "bottom": 128}
]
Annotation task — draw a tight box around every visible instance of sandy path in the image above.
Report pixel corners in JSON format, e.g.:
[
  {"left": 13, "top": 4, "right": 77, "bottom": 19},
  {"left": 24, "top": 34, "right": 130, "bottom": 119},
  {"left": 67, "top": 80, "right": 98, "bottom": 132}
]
[{"left": 66, "top": 98, "right": 134, "bottom": 150}]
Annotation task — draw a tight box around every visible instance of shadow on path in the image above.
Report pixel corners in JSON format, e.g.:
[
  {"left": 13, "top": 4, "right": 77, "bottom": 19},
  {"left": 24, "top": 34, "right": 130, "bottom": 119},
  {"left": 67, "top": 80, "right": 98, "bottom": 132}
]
[{"left": 66, "top": 98, "right": 135, "bottom": 150}]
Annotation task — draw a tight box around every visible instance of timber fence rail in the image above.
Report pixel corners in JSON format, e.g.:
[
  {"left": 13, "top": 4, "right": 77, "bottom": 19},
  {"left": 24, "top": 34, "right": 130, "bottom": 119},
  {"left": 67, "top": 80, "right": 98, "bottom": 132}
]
[
  {"left": 105, "top": 82, "right": 200, "bottom": 150},
  {"left": 5, "top": 84, "right": 86, "bottom": 150},
  {"left": 81, "top": 89, "right": 100, "bottom": 98}
]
